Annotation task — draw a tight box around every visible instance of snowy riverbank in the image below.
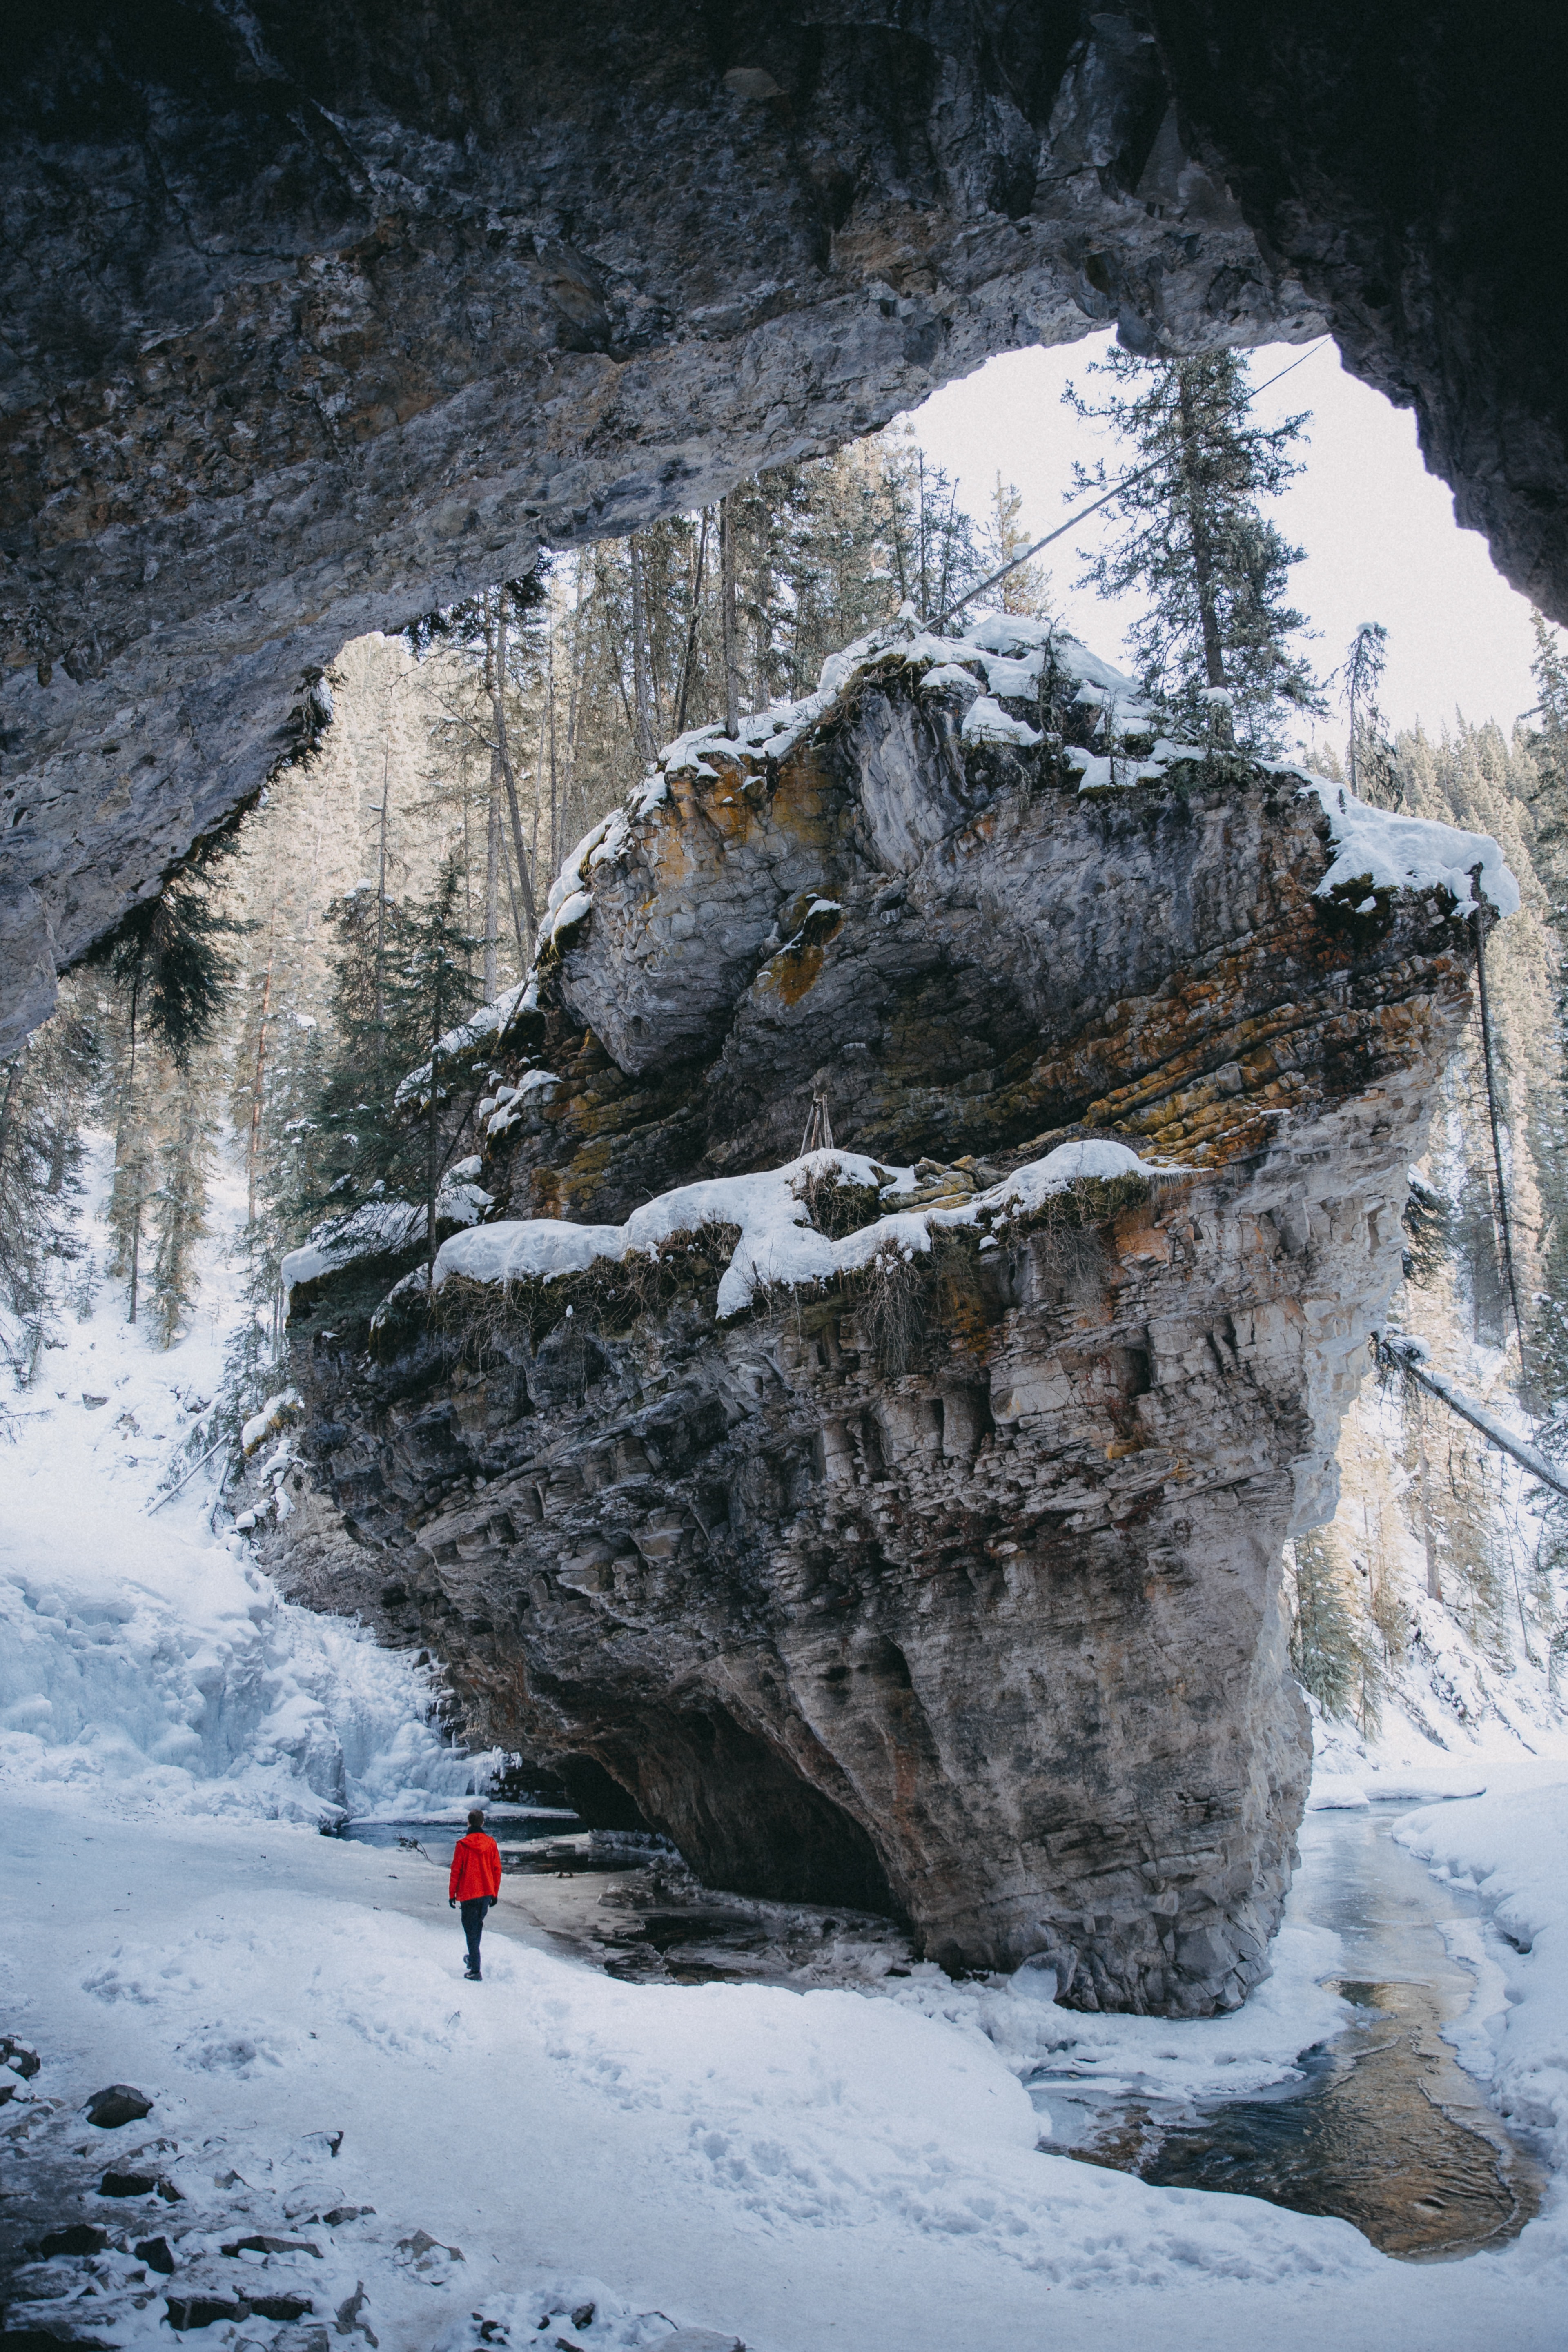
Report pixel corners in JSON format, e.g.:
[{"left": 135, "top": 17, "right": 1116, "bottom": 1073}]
[
  {"left": 3, "top": 1770, "right": 1567, "bottom": 2352},
  {"left": 3, "top": 1148, "right": 1568, "bottom": 2350}
]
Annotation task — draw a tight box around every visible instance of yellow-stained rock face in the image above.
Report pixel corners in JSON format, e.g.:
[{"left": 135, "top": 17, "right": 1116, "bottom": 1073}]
[{"left": 272, "top": 638, "right": 1492, "bottom": 2015}]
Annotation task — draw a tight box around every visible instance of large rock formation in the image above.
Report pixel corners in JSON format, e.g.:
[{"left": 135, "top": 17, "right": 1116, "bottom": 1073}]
[
  {"left": 2, "top": 1, "right": 1562, "bottom": 1054},
  {"left": 262, "top": 618, "right": 1511, "bottom": 2013}
]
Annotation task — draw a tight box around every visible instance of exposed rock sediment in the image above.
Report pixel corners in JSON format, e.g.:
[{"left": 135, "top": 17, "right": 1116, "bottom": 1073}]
[{"left": 263, "top": 622, "right": 1506, "bottom": 2013}]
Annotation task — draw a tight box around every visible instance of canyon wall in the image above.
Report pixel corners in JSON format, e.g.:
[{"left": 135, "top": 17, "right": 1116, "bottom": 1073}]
[
  {"left": 3, "top": 2, "right": 1562, "bottom": 1054},
  {"left": 258, "top": 619, "right": 1504, "bottom": 2013}
]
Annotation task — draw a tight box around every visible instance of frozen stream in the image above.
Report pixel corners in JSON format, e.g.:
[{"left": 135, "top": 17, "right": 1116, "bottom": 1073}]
[{"left": 1028, "top": 1802, "right": 1545, "bottom": 2259}]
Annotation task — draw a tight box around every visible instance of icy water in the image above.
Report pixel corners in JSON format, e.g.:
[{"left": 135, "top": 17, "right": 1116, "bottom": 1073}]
[
  {"left": 342, "top": 1797, "right": 1545, "bottom": 2258},
  {"left": 337, "top": 1805, "right": 589, "bottom": 1869},
  {"left": 1029, "top": 1803, "right": 1545, "bottom": 2261}
]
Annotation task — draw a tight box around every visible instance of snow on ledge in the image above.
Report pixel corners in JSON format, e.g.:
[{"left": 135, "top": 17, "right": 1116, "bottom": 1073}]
[
  {"left": 528, "top": 606, "right": 1520, "bottom": 937},
  {"left": 1297, "top": 775, "right": 1520, "bottom": 918},
  {"left": 393, "top": 976, "right": 538, "bottom": 1109},
  {"left": 432, "top": 1138, "right": 1176, "bottom": 1323},
  {"left": 282, "top": 1176, "right": 492, "bottom": 1298}
]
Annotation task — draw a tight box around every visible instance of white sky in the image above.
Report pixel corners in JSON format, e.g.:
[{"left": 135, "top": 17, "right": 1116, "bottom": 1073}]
[{"left": 905, "top": 334, "right": 1545, "bottom": 750}]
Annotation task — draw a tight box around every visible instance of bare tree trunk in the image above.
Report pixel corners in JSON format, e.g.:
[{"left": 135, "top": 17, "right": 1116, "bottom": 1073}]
[
  {"left": 483, "top": 782, "right": 500, "bottom": 1002},
  {"left": 246, "top": 910, "right": 276, "bottom": 1225},
  {"left": 1472, "top": 883, "right": 1528, "bottom": 1354},
  {"left": 1413, "top": 1385, "right": 1441, "bottom": 1600},
  {"left": 490, "top": 746, "right": 528, "bottom": 970},
  {"left": 720, "top": 494, "right": 740, "bottom": 738},
  {"left": 546, "top": 606, "right": 560, "bottom": 882},
  {"left": 124, "top": 968, "right": 141, "bottom": 1327},
  {"left": 564, "top": 557, "right": 584, "bottom": 843},
  {"left": 498, "top": 822, "right": 526, "bottom": 967},
  {"left": 1176, "top": 367, "right": 1228, "bottom": 695},
  {"left": 373, "top": 748, "right": 391, "bottom": 1031},
  {"left": 917, "top": 451, "right": 929, "bottom": 617},
  {"left": 425, "top": 982, "right": 443, "bottom": 1296},
  {"left": 933, "top": 480, "right": 960, "bottom": 626},
  {"left": 889, "top": 475, "right": 910, "bottom": 604},
  {"left": 490, "top": 593, "right": 541, "bottom": 951},
  {"left": 675, "top": 510, "right": 710, "bottom": 735},
  {"left": 630, "top": 533, "right": 657, "bottom": 761}
]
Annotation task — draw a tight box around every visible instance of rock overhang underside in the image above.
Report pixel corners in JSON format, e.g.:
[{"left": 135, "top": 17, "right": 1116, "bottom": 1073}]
[
  {"left": 2, "top": 0, "right": 1564, "bottom": 1060},
  {"left": 260, "top": 617, "right": 1513, "bottom": 2016}
]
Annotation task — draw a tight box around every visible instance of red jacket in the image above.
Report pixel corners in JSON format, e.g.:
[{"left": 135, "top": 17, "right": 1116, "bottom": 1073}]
[{"left": 449, "top": 1832, "right": 502, "bottom": 1902}]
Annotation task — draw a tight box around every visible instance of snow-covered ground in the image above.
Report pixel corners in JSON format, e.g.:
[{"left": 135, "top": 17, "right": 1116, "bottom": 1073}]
[{"left": 4, "top": 1147, "right": 1568, "bottom": 2352}]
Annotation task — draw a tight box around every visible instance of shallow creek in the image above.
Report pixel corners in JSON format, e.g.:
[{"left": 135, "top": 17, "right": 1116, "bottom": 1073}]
[
  {"left": 341, "top": 1797, "right": 1544, "bottom": 2261},
  {"left": 1027, "top": 1802, "right": 1544, "bottom": 2259}
]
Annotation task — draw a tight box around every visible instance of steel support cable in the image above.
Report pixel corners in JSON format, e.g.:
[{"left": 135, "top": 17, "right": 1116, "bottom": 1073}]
[{"left": 927, "top": 338, "right": 1332, "bottom": 631}]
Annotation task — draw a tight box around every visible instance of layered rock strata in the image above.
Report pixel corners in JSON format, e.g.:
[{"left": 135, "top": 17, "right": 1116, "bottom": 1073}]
[
  {"left": 263, "top": 620, "right": 1510, "bottom": 2013},
  {"left": 3, "top": 2, "right": 1562, "bottom": 1053}
]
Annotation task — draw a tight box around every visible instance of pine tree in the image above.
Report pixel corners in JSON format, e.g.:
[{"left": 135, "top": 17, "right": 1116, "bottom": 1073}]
[
  {"left": 225, "top": 1006, "right": 326, "bottom": 1420},
  {"left": 310, "top": 883, "right": 420, "bottom": 1213},
  {"left": 1287, "top": 1530, "right": 1379, "bottom": 1723},
  {"left": 89, "top": 828, "right": 244, "bottom": 1326},
  {"left": 1521, "top": 615, "right": 1568, "bottom": 1412},
  {"left": 977, "top": 474, "right": 1053, "bottom": 619},
  {"left": 875, "top": 428, "right": 987, "bottom": 626},
  {"left": 146, "top": 1071, "right": 212, "bottom": 1347},
  {"left": 388, "top": 859, "right": 485, "bottom": 1288},
  {"left": 1064, "top": 350, "right": 1323, "bottom": 750},
  {"left": 0, "top": 987, "right": 100, "bottom": 1383},
  {"left": 307, "top": 859, "right": 482, "bottom": 1271},
  {"left": 1336, "top": 621, "right": 1396, "bottom": 804}
]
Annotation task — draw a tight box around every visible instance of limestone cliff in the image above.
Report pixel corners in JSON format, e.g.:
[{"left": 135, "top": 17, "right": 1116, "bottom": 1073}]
[{"left": 261, "top": 618, "right": 1512, "bottom": 2014}]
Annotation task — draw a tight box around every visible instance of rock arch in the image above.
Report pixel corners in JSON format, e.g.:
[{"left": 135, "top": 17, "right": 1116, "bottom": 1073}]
[{"left": 2, "top": 1, "right": 1562, "bottom": 1047}]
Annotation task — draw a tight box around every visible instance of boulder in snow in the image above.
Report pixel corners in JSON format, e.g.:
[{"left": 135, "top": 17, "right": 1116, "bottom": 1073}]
[{"left": 85, "top": 2084, "right": 152, "bottom": 2128}]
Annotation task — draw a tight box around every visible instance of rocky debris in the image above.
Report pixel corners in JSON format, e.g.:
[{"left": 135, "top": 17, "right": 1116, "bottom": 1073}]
[
  {"left": 247, "top": 2294, "right": 316, "bottom": 2323},
  {"left": 2, "top": 2038, "right": 42, "bottom": 2081},
  {"left": 36, "top": 2228, "right": 107, "bottom": 2261},
  {"left": 270, "top": 623, "right": 1504, "bottom": 2015},
  {"left": 96, "top": 2171, "right": 157, "bottom": 2198},
  {"left": 3, "top": 2334, "right": 116, "bottom": 2352},
  {"left": 0, "top": 6, "right": 1559, "bottom": 1058},
  {"left": 393, "top": 2230, "right": 463, "bottom": 2284},
  {"left": 220, "top": 2234, "right": 322, "bottom": 2259},
  {"left": 3, "top": 2098, "right": 694, "bottom": 2352},
  {"left": 335, "top": 2279, "right": 380, "bottom": 2344},
  {"left": 440, "top": 2304, "right": 741, "bottom": 2352},
  {"left": 82, "top": 2088, "right": 151, "bottom": 2130},
  {"left": 165, "top": 2295, "right": 245, "bottom": 2331}
]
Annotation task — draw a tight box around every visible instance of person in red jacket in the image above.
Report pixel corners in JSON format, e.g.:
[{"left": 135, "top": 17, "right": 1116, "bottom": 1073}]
[{"left": 448, "top": 1807, "right": 503, "bottom": 1980}]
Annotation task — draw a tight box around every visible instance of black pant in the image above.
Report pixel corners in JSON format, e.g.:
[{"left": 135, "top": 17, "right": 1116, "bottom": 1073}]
[{"left": 460, "top": 1898, "right": 490, "bottom": 1975}]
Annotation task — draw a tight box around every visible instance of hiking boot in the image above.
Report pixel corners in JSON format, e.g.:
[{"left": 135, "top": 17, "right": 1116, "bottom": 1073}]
[{"left": 464, "top": 1967, "right": 481, "bottom": 1981}]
